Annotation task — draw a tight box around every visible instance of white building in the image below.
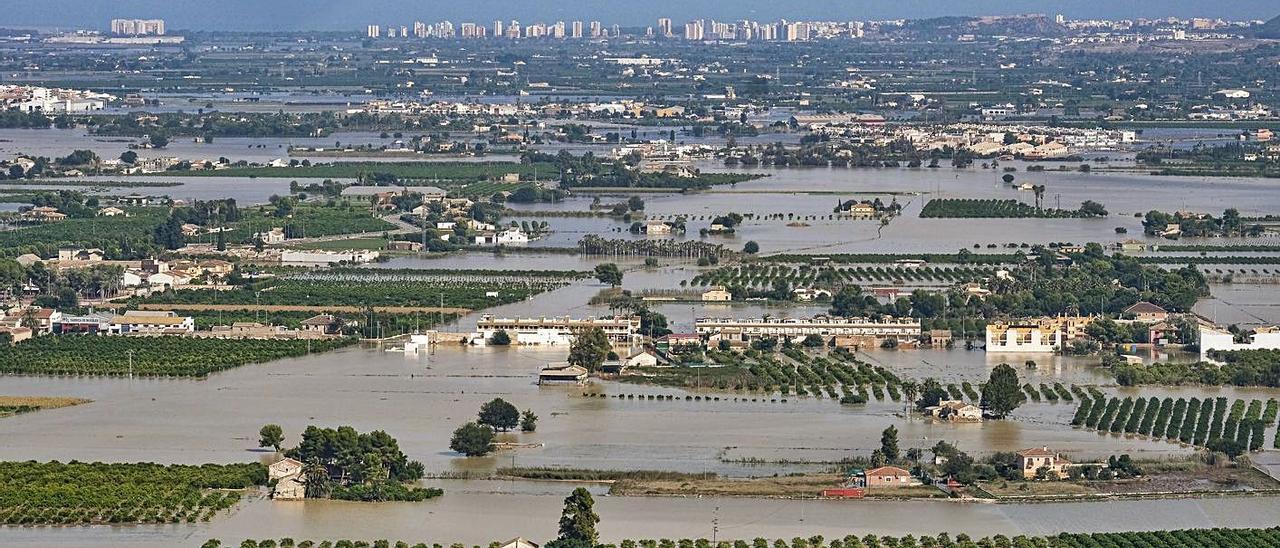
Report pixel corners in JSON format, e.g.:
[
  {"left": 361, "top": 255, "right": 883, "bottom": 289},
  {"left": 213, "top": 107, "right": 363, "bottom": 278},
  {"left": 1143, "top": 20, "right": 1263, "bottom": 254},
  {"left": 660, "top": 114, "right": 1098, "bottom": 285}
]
[
  {"left": 695, "top": 316, "right": 921, "bottom": 343},
  {"left": 476, "top": 314, "right": 642, "bottom": 346},
  {"left": 280, "top": 250, "right": 379, "bottom": 265},
  {"left": 1199, "top": 325, "right": 1280, "bottom": 362},
  {"left": 108, "top": 310, "right": 194, "bottom": 335}
]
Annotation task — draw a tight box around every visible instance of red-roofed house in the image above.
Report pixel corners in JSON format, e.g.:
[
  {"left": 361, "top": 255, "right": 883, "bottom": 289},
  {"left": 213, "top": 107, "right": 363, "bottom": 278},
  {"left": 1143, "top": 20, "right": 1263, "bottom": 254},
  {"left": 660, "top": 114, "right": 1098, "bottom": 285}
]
[
  {"left": 863, "top": 466, "right": 920, "bottom": 487},
  {"left": 1123, "top": 302, "right": 1169, "bottom": 323},
  {"left": 1016, "top": 446, "right": 1070, "bottom": 479}
]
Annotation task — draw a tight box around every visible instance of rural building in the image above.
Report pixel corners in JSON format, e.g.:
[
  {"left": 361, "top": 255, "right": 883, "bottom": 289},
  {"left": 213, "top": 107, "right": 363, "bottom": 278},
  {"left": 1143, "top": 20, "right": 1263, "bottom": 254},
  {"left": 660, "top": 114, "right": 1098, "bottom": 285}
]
[
  {"left": 108, "top": 310, "right": 195, "bottom": 335},
  {"left": 1123, "top": 302, "right": 1168, "bottom": 323},
  {"left": 254, "top": 228, "right": 287, "bottom": 244},
  {"left": 1016, "top": 447, "right": 1070, "bottom": 479},
  {"left": 696, "top": 316, "right": 921, "bottom": 345},
  {"left": 985, "top": 316, "right": 1094, "bottom": 353},
  {"left": 55, "top": 313, "right": 113, "bottom": 334},
  {"left": 280, "top": 250, "right": 379, "bottom": 265},
  {"left": 925, "top": 400, "right": 983, "bottom": 422},
  {"left": 863, "top": 466, "right": 920, "bottom": 487},
  {"left": 701, "top": 286, "right": 732, "bottom": 302},
  {"left": 301, "top": 314, "right": 342, "bottom": 335},
  {"left": 268, "top": 458, "right": 304, "bottom": 481},
  {"left": 476, "top": 315, "right": 642, "bottom": 346},
  {"left": 1199, "top": 325, "right": 1280, "bottom": 361},
  {"left": 538, "top": 363, "right": 588, "bottom": 385},
  {"left": 499, "top": 538, "right": 540, "bottom": 548}
]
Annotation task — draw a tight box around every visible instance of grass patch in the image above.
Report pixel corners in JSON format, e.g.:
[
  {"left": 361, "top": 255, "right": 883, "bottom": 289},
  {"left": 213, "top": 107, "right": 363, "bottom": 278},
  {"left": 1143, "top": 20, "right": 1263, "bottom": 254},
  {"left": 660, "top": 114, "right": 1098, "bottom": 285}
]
[{"left": 0, "top": 396, "right": 90, "bottom": 417}]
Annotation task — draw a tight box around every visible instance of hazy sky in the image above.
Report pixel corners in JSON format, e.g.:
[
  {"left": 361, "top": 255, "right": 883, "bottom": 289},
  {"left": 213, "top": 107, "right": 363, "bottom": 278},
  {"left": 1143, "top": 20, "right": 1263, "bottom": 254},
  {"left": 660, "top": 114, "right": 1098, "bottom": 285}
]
[{"left": 5, "top": 1, "right": 1277, "bottom": 31}]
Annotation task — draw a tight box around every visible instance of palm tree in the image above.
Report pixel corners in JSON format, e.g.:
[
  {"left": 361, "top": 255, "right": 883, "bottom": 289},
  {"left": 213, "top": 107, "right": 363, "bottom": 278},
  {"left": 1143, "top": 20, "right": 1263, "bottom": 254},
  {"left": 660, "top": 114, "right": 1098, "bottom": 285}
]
[
  {"left": 901, "top": 380, "right": 920, "bottom": 416},
  {"left": 1032, "top": 185, "right": 1046, "bottom": 210}
]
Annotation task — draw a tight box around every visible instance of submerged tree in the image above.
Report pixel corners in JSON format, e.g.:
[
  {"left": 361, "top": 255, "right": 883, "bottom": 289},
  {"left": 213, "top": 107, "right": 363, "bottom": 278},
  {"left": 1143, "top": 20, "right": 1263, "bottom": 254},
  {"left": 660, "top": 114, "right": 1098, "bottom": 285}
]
[
  {"left": 478, "top": 398, "right": 520, "bottom": 432},
  {"left": 449, "top": 422, "right": 495, "bottom": 457},
  {"left": 568, "top": 327, "right": 612, "bottom": 373},
  {"left": 981, "top": 363, "right": 1026, "bottom": 418},
  {"left": 258, "top": 424, "right": 284, "bottom": 452}
]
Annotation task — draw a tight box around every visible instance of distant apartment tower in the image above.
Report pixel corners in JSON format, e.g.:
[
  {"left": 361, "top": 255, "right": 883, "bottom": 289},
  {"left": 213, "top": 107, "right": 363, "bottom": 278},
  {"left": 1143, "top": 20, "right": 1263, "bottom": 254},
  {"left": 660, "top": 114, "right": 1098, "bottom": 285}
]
[
  {"left": 413, "top": 21, "right": 427, "bottom": 38},
  {"left": 571, "top": 21, "right": 583, "bottom": 38},
  {"left": 366, "top": 24, "right": 381, "bottom": 39},
  {"left": 785, "top": 21, "right": 810, "bottom": 41},
  {"left": 657, "top": 17, "right": 673, "bottom": 37},
  {"left": 506, "top": 20, "right": 522, "bottom": 39},
  {"left": 552, "top": 21, "right": 566, "bottom": 39},
  {"left": 111, "top": 19, "right": 165, "bottom": 36},
  {"left": 684, "top": 20, "right": 705, "bottom": 41},
  {"left": 494, "top": 20, "right": 504, "bottom": 38},
  {"left": 589, "top": 21, "right": 603, "bottom": 38}
]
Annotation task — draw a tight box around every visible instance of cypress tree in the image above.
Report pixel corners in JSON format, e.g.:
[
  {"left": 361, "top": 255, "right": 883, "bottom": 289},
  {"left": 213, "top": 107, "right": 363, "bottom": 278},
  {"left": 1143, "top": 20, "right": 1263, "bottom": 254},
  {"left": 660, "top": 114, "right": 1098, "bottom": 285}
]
[
  {"left": 1194, "top": 398, "right": 1214, "bottom": 446},
  {"left": 1125, "top": 397, "right": 1146, "bottom": 433},
  {"left": 1208, "top": 397, "right": 1228, "bottom": 443},
  {"left": 1179, "top": 398, "right": 1199, "bottom": 443},
  {"left": 1166, "top": 399, "right": 1187, "bottom": 440},
  {"left": 1110, "top": 398, "right": 1133, "bottom": 433},
  {"left": 1153, "top": 397, "right": 1174, "bottom": 439},
  {"left": 1138, "top": 396, "right": 1160, "bottom": 436},
  {"left": 1071, "top": 397, "right": 1093, "bottom": 427}
]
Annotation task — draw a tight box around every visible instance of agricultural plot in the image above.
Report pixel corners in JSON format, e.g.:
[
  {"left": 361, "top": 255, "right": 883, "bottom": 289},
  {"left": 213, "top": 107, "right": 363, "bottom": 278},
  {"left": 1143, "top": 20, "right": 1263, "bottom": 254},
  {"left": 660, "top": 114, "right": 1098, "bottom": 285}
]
[
  {"left": 690, "top": 264, "right": 994, "bottom": 288},
  {"left": 217, "top": 205, "right": 396, "bottom": 242},
  {"left": 920, "top": 198, "right": 1100, "bottom": 218},
  {"left": 216, "top": 526, "right": 1280, "bottom": 548},
  {"left": 0, "top": 336, "right": 355, "bottom": 377},
  {"left": 625, "top": 348, "right": 905, "bottom": 399},
  {"left": 140, "top": 268, "right": 584, "bottom": 311},
  {"left": 1071, "top": 393, "right": 1279, "bottom": 453},
  {"left": 153, "top": 161, "right": 555, "bottom": 182},
  {"left": 0, "top": 209, "right": 167, "bottom": 258},
  {"left": 0, "top": 461, "right": 266, "bottom": 525}
]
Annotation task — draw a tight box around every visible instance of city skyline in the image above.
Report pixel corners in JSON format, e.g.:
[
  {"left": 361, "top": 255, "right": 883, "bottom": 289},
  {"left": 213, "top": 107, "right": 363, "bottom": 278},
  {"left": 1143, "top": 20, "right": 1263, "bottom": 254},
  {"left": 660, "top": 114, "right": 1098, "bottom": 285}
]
[{"left": 2, "top": 0, "right": 1277, "bottom": 31}]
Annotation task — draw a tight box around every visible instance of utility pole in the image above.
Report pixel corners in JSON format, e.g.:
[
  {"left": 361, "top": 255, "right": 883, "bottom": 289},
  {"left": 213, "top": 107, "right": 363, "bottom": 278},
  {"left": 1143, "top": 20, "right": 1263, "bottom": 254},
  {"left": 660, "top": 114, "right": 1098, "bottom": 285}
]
[{"left": 125, "top": 350, "right": 134, "bottom": 379}]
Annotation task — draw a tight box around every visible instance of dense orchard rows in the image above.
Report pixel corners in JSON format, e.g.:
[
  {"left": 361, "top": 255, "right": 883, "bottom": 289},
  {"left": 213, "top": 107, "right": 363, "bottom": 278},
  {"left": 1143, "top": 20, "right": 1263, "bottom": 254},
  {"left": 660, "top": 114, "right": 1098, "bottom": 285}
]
[
  {"left": 689, "top": 264, "right": 995, "bottom": 288},
  {"left": 212, "top": 527, "right": 1280, "bottom": 548},
  {"left": 920, "top": 199, "right": 1103, "bottom": 219},
  {"left": 629, "top": 348, "right": 1081, "bottom": 408},
  {"left": 0, "top": 336, "right": 355, "bottom": 377},
  {"left": 0, "top": 461, "right": 266, "bottom": 525},
  {"left": 1071, "top": 391, "right": 1280, "bottom": 452},
  {"left": 141, "top": 268, "right": 582, "bottom": 310}
]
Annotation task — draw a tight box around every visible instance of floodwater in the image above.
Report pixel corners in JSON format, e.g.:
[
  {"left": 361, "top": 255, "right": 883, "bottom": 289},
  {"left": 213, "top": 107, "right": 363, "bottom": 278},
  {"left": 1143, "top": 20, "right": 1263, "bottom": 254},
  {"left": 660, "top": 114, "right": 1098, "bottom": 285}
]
[
  {"left": 4, "top": 125, "right": 1280, "bottom": 544},
  {"left": 5, "top": 333, "right": 1280, "bottom": 546},
  {"left": 5, "top": 486, "right": 1280, "bottom": 547}
]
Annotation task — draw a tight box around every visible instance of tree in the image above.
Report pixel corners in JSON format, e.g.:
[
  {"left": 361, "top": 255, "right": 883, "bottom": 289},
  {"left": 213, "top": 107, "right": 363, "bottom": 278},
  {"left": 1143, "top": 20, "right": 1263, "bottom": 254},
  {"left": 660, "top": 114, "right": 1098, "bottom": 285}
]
[
  {"left": 743, "top": 241, "right": 760, "bottom": 254},
  {"left": 549, "top": 487, "right": 600, "bottom": 548},
  {"left": 149, "top": 133, "right": 170, "bottom": 148},
  {"left": 915, "top": 378, "right": 948, "bottom": 411},
  {"left": 119, "top": 150, "right": 138, "bottom": 164},
  {"left": 478, "top": 398, "right": 520, "bottom": 432},
  {"left": 490, "top": 329, "right": 512, "bottom": 345},
  {"left": 449, "top": 422, "right": 495, "bottom": 457},
  {"left": 520, "top": 410, "right": 538, "bottom": 432},
  {"left": 593, "top": 263, "right": 623, "bottom": 287},
  {"left": 880, "top": 425, "right": 900, "bottom": 462},
  {"left": 981, "top": 363, "right": 1026, "bottom": 418},
  {"left": 567, "top": 327, "right": 611, "bottom": 373},
  {"left": 258, "top": 424, "right": 284, "bottom": 451}
]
